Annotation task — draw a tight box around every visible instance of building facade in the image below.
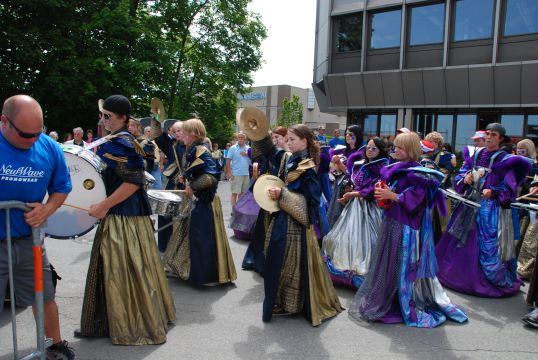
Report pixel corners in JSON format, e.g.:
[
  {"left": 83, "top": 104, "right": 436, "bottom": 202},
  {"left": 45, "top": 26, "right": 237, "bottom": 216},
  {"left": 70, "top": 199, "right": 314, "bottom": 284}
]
[
  {"left": 314, "top": 0, "right": 538, "bottom": 150},
  {"left": 237, "top": 85, "right": 347, "bottom": 133}
]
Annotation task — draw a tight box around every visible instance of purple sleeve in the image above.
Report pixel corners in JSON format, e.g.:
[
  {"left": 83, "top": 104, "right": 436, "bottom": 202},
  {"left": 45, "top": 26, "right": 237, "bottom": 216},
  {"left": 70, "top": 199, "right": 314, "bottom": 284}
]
[
  {"left": 385, "top": 185, "right": 428, "bottom": 229},
  {"left": 494, "top": 170, "right": 517, "bottom": 206},
  {"left": 358, "top": 182, "right": 376, "bottom": 198}
]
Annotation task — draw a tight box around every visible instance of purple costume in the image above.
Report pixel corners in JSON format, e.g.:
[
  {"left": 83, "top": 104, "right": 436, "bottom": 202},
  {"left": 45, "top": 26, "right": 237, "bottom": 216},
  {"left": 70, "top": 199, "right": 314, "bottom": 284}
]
[
  {"left": 436, "top": 147, "right": 531, "bottom": 297},
  {"left": 349, "top": 162, "right": 468, "bottom": 327},
  {"left": 323, "top": 157, "right": 388, "bottom": 289}
]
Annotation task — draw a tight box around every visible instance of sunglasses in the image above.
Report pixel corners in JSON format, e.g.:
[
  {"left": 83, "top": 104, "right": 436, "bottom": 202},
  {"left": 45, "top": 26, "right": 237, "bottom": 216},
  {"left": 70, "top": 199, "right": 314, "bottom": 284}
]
[
  {"left": 366, "top": 146, "right": 379, "bottom": 151},
  {"left": 4, "top": 115, "right": 42, "bottom": 139}
]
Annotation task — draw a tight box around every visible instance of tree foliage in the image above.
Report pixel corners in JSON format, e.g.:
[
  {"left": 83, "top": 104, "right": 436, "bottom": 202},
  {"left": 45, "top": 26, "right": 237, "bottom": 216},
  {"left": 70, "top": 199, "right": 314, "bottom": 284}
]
[
  {"left": 276, "top": 95, "right": 303, "bottom": 128},
  {"left": 0, "top": 0, "right": 266, "bottom": 145}
]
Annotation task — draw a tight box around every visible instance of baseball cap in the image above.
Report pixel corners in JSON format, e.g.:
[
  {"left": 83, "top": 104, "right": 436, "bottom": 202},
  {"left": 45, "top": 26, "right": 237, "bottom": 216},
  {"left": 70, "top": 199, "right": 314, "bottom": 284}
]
[
  {"left": 397, "top": 127, "right": 410, "bottom": 134},
  {"left": 471, "top": 130, "right": 486, "bottom": 140},
  {"left": 420, "top": 140, "right": 435, "bottom": 153}
]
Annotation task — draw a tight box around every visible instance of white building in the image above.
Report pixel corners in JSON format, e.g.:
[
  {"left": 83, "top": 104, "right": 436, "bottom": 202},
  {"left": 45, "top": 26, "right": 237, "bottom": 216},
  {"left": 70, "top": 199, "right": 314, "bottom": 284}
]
[{"left": 237, "top": 85, "right": 347, "bottom": 133}]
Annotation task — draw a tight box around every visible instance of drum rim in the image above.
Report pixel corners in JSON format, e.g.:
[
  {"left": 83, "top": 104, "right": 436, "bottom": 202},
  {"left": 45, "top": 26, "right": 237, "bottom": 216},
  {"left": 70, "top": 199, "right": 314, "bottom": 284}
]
[{"left": 45, "top": 220, "right": 100, "bottom": 240}]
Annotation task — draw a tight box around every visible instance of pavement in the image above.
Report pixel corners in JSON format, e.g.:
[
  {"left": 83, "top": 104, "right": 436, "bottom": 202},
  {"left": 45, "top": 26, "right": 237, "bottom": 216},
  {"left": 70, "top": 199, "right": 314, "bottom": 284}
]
[{"left": 1, "top": 180, "right": 538, "bottom": 359}]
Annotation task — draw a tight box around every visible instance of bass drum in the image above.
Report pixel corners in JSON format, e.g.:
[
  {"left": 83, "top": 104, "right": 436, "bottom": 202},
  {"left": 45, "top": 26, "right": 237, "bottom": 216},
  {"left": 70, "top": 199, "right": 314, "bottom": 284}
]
[{"left": 43, "top": 144, "right": 107, "bottom": 239}]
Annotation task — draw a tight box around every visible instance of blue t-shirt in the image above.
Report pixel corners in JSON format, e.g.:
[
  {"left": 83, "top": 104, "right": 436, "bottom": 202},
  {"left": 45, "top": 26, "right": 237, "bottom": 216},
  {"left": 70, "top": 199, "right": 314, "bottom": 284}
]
[
  {"left": 226, "top": 143, "right": 251, "bottom": 176},
  {"left": 329, "top": 137, "right": 345, "bottom": 148},
  {"left": 0, "top": 132, "right": 72, "bottom": 238},
  {"left": 316, "top": 134, "right": 327, "bottom": 144}
]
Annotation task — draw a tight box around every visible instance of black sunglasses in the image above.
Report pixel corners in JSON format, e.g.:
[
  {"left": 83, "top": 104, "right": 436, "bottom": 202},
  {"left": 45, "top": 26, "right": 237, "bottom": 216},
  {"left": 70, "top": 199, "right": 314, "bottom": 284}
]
[{"left": 3, "top": 115, "right": 42, "bottom": 139}]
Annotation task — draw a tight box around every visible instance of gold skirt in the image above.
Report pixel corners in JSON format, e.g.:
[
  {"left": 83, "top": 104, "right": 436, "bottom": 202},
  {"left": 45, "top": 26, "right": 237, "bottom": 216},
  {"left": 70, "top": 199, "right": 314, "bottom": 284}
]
[
  {"left": 518, "top": 223, "right": 538, "bottom": 279},
  {"left": 163, "top": 194, "right": 237, "bottom": 284},
  {"left": 80, "top": 215, "right": 176, "bottom": 345}
]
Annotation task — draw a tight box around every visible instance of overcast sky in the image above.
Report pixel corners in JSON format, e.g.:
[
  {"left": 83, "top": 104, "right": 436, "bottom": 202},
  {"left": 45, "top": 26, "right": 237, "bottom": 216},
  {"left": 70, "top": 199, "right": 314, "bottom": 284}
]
[{"left": 247, "top": 0, "right": 317, "bottom": 89}]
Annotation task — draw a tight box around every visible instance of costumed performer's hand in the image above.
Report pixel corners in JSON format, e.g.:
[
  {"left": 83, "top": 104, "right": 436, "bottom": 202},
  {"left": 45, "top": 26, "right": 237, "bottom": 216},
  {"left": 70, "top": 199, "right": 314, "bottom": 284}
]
[
  {"left": 530, "top": 186, "right": 538, "bottom": 195},
  {"left": 464, "top": 172, "right": 473, "bottom": 185},
  {"left": 374, "top": 185, "right": 397, "bottom": 202},
  {"left": 88, "top": 202, "right": 109, "bottom": 219},
  {"left": 267, "top": 187, "right": 281, "bottom": 200},
  {"left": 482, "top": 189, "right": 492, "bottom": 199},
  {"left": 185, "top": 186, "right": 193, "bottom": 198}
]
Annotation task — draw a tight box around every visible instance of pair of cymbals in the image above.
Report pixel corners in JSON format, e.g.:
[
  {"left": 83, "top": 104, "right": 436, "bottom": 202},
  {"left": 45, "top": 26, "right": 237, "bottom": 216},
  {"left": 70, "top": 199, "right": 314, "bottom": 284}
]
[
  {"left": 253, "top": 174, "right": 285, "bottom": 213},
  {"left": 236, "top": 107, "right": 270, "bottom": 141}
]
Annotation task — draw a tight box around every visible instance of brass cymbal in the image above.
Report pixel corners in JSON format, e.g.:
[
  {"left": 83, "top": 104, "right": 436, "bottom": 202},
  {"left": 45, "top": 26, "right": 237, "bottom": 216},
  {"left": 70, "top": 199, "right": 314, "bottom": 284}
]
[{"left": 237, "top": 107, "right": 269, "bottom": 141}]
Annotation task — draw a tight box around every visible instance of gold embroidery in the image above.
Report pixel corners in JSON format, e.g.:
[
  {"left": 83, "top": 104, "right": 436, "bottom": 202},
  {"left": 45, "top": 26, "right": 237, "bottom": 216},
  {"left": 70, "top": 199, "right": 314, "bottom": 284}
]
[{"left": 287, "top": 158, "right": 316, "bottom": 183}]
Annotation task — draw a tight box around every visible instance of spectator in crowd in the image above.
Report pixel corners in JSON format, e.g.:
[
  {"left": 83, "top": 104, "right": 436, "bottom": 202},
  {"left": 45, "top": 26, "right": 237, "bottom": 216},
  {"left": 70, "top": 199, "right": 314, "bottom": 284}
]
[
  {"left": 64, "top": 127, "right": 87, "bottom": 147},
  {"left": 329, "top": 129, "right": 345, "bottom": 148},
  {"left": 48, "top": 130, "right": 59, "bottom": 142},
  {"left": 212, "top": 143, "right": 224, "bottom": 175},
  {"left": 63, "top": 132, "right": 73, "bottom": 143},
  {"left": 225, "top": 132, "right": 251, "bottom": 208},
  {"left": 86, "top": 129, "right": 95, "bottom": 143},
  {"left": 316, "top": 125, "right": 327, "bottom": 144}
]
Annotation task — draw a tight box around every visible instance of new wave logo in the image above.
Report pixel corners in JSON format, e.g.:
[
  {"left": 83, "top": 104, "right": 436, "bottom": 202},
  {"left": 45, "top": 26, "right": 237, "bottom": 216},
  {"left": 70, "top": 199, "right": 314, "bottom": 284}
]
[{"left": 0, "top": 164, "right": 45, "bottom": 183}]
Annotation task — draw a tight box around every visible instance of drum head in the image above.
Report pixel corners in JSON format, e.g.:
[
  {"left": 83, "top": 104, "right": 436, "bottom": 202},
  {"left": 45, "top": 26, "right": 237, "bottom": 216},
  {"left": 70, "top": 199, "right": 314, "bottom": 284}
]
[
  {"left": 42, "top": 146, "right": 107, "bottom": 239},
  {"left": 147, "top": 190, "right": 182, "bottom": 202}
]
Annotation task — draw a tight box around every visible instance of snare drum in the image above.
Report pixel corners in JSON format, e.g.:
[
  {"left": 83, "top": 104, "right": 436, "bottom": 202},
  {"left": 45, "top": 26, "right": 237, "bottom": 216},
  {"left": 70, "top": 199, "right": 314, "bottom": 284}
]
[
  {"left": 147, "top": 190, "right": 192, "bottom": 218},
  {"left": 144, "top": 171, "right": 156, "bottom": 190},
  {"left": 43, "top": 145, "right": 107, "bottom": 239}
]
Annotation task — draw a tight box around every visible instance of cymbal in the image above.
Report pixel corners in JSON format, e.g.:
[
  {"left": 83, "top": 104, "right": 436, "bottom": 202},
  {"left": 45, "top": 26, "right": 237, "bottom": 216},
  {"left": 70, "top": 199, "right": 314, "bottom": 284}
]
[
  {"left": 253, "top": 174, "right": 285, "bottom": 213},
  {"left": 98, "top": 99, "right": 104, "bottom": 112},
  {"left": 151, "top": 97, "right": 166, "bottom": 121},
  {"left": 237, "top": 107, "right": 269, "bottom": 141}
]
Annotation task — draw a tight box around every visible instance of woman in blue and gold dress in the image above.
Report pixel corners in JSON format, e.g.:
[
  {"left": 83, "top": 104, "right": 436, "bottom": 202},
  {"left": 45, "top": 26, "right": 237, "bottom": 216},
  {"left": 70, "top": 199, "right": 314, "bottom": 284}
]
[
  {"left": 264, "top": 124, "right": 343, "bottom": 326},
  {"left": 78, "top": 95, "right": 175, "bottom": 345},
  {"left": 164, "top": 118, "right": 236, "bottom": 285}
]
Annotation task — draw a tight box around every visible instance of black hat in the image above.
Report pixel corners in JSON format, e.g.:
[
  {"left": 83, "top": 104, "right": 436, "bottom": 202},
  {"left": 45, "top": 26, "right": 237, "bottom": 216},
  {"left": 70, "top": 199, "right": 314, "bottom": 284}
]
[{"left": 103, "top": 95, "right": 131, "bottom": 116}]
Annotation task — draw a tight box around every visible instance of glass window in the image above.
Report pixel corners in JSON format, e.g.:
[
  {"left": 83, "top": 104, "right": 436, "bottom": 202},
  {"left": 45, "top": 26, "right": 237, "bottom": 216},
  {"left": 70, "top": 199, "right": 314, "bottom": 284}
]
[
  {"left": 364, "top": 114, "right": 377, "bottom": 136},
  {"left": 414, "top": 113, "right": 434, "bottom": 138},
  {"left": 527, "top": 115, "right": 538, "bottom": 144},
  {"left": 436, "top": 114, "right": 454, "bottom": 145},
  {"left": 453, "top": 0, "right": 494, "bottom": 41},
  {"left": 409, "top": 3, "right": 445, "bottom": 46},
  {"left": 370, "top": 9, "right": 402, "bottom": 49},
  {"left": 380, "top": 114, "right": 396, "bottom": 137},
  {"left": 335, "top": 13, "right": 363, "bottom": 52},
  {"left": 501, "top": 114, "right": 524, "bottom": 136},
  {"left": 504, "top": 0, "right": 538, "bottom": 37},
  {"left": 454, "top": 114, "right": 477, "bottom": 151}
]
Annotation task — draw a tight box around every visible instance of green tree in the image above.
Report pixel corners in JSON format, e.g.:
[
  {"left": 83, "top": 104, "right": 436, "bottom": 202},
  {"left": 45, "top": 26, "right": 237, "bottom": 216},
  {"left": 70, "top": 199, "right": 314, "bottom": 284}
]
[
  {"left": 0, "top": 0, "right": 266, "bottom": 143},
  {"left": 276, "top": 95, "right": 303, "bottom": 128}
]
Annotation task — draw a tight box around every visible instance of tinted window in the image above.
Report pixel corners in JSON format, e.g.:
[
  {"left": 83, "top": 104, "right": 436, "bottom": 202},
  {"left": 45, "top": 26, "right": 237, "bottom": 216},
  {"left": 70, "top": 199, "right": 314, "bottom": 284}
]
[
  {"left": 454, "top": 114, "right": 476, "bottom": 151},
  {"left": 504, "top": 0, "right": 538, "bottom": 36},
  {"left": 501, "top": 114, "right": 524, "bottom": 136},
  {"left": 527, "top": 115, "right": 538, "bottom": 144},
  {"left": 409, "top": 3, "right": 445, "bottom": 46},
  {"left": 436, "top": 114, "right": 454, "bottom": 145},
  {"left": 364, "top": 114, "right": 377, "bottom": 136},
  {"left": 380, "top": 114, "right": 396, "bottom": 137},
  {"left": 336, "top": 13, "right": 363, "bottom": 52},
  {"left": 453, "top": 0, "right": 494, "bottom": 41},
  {"left": 370, "top": 9, "right": 402, "bottom": 49}
]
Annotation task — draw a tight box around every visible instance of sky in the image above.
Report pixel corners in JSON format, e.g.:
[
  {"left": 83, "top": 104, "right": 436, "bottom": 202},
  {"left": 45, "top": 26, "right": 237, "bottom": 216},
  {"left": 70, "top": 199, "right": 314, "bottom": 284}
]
[{"left": 247, "top": 0, "right": 317, "bottom": 89}]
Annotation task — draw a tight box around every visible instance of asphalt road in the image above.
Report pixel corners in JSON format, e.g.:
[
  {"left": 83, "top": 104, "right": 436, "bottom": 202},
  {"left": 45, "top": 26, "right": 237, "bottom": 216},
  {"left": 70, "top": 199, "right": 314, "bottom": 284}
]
[{"left": 1, "top": 181, "right": 537, "bottom": 359}]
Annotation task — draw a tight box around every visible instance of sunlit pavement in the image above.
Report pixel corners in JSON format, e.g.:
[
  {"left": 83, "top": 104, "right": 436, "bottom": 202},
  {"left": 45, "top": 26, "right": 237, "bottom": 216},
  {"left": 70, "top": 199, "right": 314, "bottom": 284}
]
[{"left": 1, "top": 181, "right": 537, "bottom": 359}]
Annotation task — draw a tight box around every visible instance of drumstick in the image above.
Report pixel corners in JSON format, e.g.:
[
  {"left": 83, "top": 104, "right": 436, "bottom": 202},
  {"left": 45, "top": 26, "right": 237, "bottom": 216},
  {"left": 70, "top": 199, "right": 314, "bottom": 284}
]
[
  {"left": 516, "top": 193, "right": 538, "bottom": 201},
  {"left": 62, "top": 203, "right": 90, "bottom": 212},
  {"left": 161, "top": 190, "right": 186, "bottom": 193}
]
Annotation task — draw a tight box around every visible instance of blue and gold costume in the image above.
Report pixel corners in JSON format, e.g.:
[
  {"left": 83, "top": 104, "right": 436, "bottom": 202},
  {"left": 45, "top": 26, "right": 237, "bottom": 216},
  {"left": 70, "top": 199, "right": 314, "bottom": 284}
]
[
  {"left": 262, "top": 150, "right": 343, "bottom": 326},
  {"left": 164, "top": 142, "right": 237, "bottom": 285},
  {"left": 79, "top": 128, "right": 175, "bottom": 345}
]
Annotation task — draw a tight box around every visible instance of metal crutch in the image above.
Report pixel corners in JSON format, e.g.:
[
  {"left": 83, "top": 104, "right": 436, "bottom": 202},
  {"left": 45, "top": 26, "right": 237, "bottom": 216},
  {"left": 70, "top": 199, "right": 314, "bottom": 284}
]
[{"left": 1, "top": 200, "right": 51, "bottom": 360}]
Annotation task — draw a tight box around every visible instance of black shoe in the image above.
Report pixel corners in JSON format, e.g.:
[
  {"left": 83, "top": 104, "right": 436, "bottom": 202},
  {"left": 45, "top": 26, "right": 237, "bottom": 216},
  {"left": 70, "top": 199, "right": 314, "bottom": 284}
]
[
  {"left": 521, "top": 308, "right": 538, "bottom": 328},
  {"left": 73, "top": 329, "right": 106, "bottom": 338},
  {"left": 46, "top": 340, "right": 75, "bottom": 360}
]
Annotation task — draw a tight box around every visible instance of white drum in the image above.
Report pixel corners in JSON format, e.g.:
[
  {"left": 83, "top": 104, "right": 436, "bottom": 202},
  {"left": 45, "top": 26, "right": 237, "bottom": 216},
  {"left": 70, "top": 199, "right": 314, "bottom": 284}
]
[{"left": 43, "top": 145, "right": 107, "bottom": 239}]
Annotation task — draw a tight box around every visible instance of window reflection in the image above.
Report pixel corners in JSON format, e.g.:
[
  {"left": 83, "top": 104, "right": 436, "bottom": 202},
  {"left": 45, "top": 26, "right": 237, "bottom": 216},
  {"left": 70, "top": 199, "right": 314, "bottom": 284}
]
[
  {"left": 436, "top": 115, "right": 453, "bottom": 145},
  {"left": 454, "top": 114, "right": 476, "bottom": 151},
  {"left": 380, "top": 114, "right": 396, "bottom": 137},
  {"left": 453, "top": 0, "right": 494, "bottom": 41},
  {"left": 336, "top": 13, "right": 363, "bottom": 52},
  {"left": 409, "top": 3, "right": 445, "bottom": 46},
  {"left": 370, "top": 9, "right": 402, "bottom": 49},
  {"left": 364, "top": 114, "right": 377, "bottom": 136},
  {"left": 504, "top": 0, "right": 538, "bottom": 36},
  {"left": 527, "top": 115, "right": 538, "bottom": 145},
  {"left": 501, "top": 114, "right": 524, "bottom": 136}
]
